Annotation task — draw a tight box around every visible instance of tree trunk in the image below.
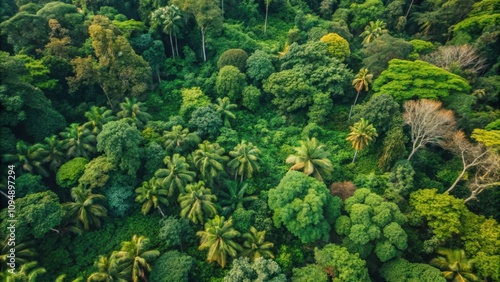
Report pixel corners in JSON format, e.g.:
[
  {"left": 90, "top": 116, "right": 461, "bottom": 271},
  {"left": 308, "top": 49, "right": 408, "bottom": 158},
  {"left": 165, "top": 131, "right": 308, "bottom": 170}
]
[
  {"left": 0, "top": 190, "right": 9, "bottom": 199},
  {"left": 169, "top": 32, "right": 175, "bottom": 58},
  {"left": 201, "top": 27, "right": 207, "bottom": 62},
  {"left": 447, "top": 167, "right": 467, "bottom": 193},
  {"left": 100, "top": 84, "right": 114, "bottom": 110},
  {"left": 157, "top": 206, "right": 165, "bottom": 217},
  {"left": 348, "top": 91, "right": 361, "bottom": 120},
  {"left": 464, "top": 192, "right": 476, "bottom": 203},
  {"left": 156, "top": 68, "right": 161, "bottom": 83},
  {"left": 264, "top": 3, "right": 269, "bottom": 34},
  {"left": 175, "top": 35, "right": 179, "bottom": 57},
  {"left": 352, "top": 150, "right": 358, "bottom": 163},
  {"left": 405, "top": 0, "right": 415, "bottom": 19}
]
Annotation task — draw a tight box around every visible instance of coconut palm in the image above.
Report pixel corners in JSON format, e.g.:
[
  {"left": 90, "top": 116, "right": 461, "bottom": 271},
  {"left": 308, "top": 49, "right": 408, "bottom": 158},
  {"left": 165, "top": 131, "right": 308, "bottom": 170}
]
[
  {"left": 360, "top": 20, "right": 388, "bottom": 44},
  {"left": 135, "top": 178, "right": 169, "bottom": 217},
  {"left": 7, "top": 261, "right": 46, "bottom": 282},
  {"left": 228, "top": 141, "right": 261, "bottom": 183},
  {"left": 1, "top": 237, "right": 36, "bottom": 269},
  {"left": 3, "top": 141, "right": 49, "bottom": 177},
  {"left": 87, "top": 255, "right": 128, "bottom": 282},
  {"left": 154, "top": 154, "right": 196, "bottom": 198},
  {"left": 241, "top": 226, "right": 274, "bottom": 261},
  {"left": 162, "top": 125, "right": 201, "bottom": 153},
  {"left": 349, "top": 68, "right": 373, "bottom": 120},
  {"left": 430, "top": 248, "right": 479, "bottom": 282},
  {"left": 83, "top": 106, "right": 116, "bottom": 135},
  {"left": 63, "top": 187, "right": 107, "bottom": 230},
  {"left": 219, "top": 182, "right": 258, "bottom": 216},
  {"left": 286, "top": 137, "right": 333, "bottom": 182},
  {"left": 346, "top": 118, "right": 378, "bottom": 163},
  {"left": 60, "top": 123, "right": 96, "bottom": 159},
  {"left": 192, "top": 140, "right": 228, "bottom": 187},
  {"left": 196, "top": 215, "right": 241, "bottom": 268},
  {"left": 114, "top": 235, "right": 160, "bottom": 282},
  {"left": 40, "top": 135, "right": 66, "bottom": 173},
  {"left": 178, "top": 181, "right": 218, "bottom": 225},
  {"left": 116, "top": 97, "right": 151, "bottom": 129},
  {"left": 151, "top": 5, "right": 182, "bottom": 58},
  {"left": 214, "top": 97, "right": 237, "bottom": 127}
]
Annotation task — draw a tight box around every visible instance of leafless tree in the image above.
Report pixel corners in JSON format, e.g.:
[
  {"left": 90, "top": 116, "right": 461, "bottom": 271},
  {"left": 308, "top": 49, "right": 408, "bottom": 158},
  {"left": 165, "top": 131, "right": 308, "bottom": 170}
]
[
  {"left": 423, "top": 45, "right": 487, "bottom": 75},
  {"left": 330, "top": 181, "right": 357, "bottom": 201},
  {"left": 465, "top": 152, "right": 500, "bottom": 203},
  {"left": 441, "top": 131, "right": 491, "bottom": 192},
  {"left": 403, "top": 99, "right": 456, "bottom": 160}
]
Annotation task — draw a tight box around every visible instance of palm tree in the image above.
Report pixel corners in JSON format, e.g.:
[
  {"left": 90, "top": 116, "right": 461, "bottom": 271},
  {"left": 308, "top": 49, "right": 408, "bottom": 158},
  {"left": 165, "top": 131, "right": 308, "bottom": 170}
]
[
  {"left": 63, "top": 187, "right": 108, "bottom": 230},
  {"left": 116, "top": 97, "right": 152, "bottom": 129},
  {"left": 286, "top": 137, "right": 333, "bottom": 182},
  {"left": 114, "top": 235, "right": 160, "bottom": 282},
  {"left": 155, "top": 154, "right": 196, "bottom": 198},
  {"left": 349, "top": 68, "right": 373, "bottom": 120},
  {"left": 3, "top": 141, "right": 49, "bottom": 177},
  {"left": 178, "top": 181, "right": 218, "bottom": 225},
  {"left": 162, "top": 125, "right": 201, "bottom": 153},
  {"left": 83, "top": 106, "right": 116, "bottom": 135},
  {"left": 192, "top": 140, "right": 228, "bottom": 187},
  {"left": 60, "top": 123, "right": 96, "bottom": 159},
  {"left": 1, "top": 237, "right": 36, "bottom": 269},
  {"left": 6, "top": 261, "right": 46, "bottom": 281},
  {"left": 135, "top": 178, "right": 169, "bottom": 217},
  {"left": 360, "top": 20, "right": 388, "bottom": 44},
  {"left": 151, "top": 5, "right": 182, "bottom": 58},
  {"left": 346, "top": 118, "right": 378, "bottom": 163},
  {"left": 214, "top": 97, "right": 237, "bottom": 127},
  {"left": 87, "top": 255, "right": 128, "bottom": 282},
  {"left": 430, "top": 248, "right": 478, "bottom": 282},
  {"left": 241, "top": 226, "right": 274, "bottom": 261},
  {"left": 219, "top": 182, "right": 258, "bottom": 216},
  {"left": 40, "top": 135, "right": 66, "bottom": 173},
  {"left": 196, "top": 215, "right": 241, "bottom": 268},
  {"left": 228, "top": 141, "right": 261, "bottom": 183}
]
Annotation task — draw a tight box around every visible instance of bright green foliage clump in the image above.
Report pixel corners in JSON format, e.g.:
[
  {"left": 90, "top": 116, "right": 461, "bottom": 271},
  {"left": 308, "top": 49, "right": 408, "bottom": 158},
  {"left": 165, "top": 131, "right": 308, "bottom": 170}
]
[
  {"left": 78, "top": 156, "right": 116, "bottom": 189},
  {"left": 268, "top": 171, "right": 342, "bottom": 243},
  {"left": 15, "top": 173, "right": 47, "bottom": 198},
  {"left": 179, "top": 87, "right": 211, "bottom": 119},
  {"left": 217, "top": 48, "right": 248, "bottom": 72},
  {"left": 0, "top": 191, "right": 63, "bottom": 242},
  {"left": 150, "top": 251, "right": 194, "bottom": 282},
  {"left": 223, "top": 257, "right": 286, "bottom": 282},
  {"left": 292, "top": 264, "right": 328, "bottom": 282},
  {"left": 314, "top": 244, "right": 370, "bottom": 282},
  {"left": 241, "top": 86, "right": 261, "bottom": 111},
  {"left": 319, "top": 33, "right": 350, "bottom": 61},
  {"left": 379, "top": 258, "right": 445, "bottom": 282},
  {"left": 56, "top": 157, "right": 88, "bottom": 188},
  {"left": 215, "top": 65, "right": 247, "bottom": 101},
  {"left": 409, "top": 189, "right": 468, "bottom": 242},
  {"left": 335, "top": 188, "right": 407, "bottom": 262},
  {"left": 373, "top": 59, "right": 471, "bottom": 102},
  {"left": 97, "top": 120, "right": 142, "bottom": 176}
]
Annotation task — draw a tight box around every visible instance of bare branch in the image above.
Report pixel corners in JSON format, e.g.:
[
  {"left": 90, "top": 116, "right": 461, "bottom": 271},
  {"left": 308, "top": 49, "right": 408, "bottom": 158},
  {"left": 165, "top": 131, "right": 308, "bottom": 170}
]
[{"left": 423, "top": 45, "right": 487, "bottom": 75}]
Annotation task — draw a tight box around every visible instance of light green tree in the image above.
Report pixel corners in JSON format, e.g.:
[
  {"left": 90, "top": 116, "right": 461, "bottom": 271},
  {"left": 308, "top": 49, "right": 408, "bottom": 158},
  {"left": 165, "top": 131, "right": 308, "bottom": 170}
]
[
  {"left": 360, "top": 20, "right": 388, "bottom": 44},
  {"left": 155, "top": 154, "right": 196, "bottom": 198},
  {"left": 228, "top": 141, "right": 261, "bottom": 183},
  {"left": 162, "top": 125, "right": 201, "bottom": 154},
  {"left": 214, "top": 97, "right": 237, "bottom": 127},
  {"left": 114, "top": 235, "right": 160, "bottom": 282},
  {"left": 241, "top": 226, "right": 274, "bottom": 261},
  {"left": 349, "top": 68, "right": 373, "bottom": 120},
  {"left": 178, "top": 181, "right": 218, "bottom": 225},
  {"left": 135, "top": 178, "right": 169, "bottom": 217},
  {"left": 192, "top": 140, "right": 228, "bottom": 187},
  {"left": 430, "top": 248, "right": 479, "bottom": 282}
]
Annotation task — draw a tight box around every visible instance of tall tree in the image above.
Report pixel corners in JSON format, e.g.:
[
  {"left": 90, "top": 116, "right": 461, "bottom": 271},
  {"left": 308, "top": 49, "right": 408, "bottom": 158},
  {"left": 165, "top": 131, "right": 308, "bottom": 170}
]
[
  {"left": 465, "top": 152, "right": 500, "bottom": 203},
  {"left": 192, "top": 140, "right": 228, "bottom": 187},
  {"left": 155, "top": 154, "right": 196, "bottom": 198},
  {"left": 162, "top": 125, "right": 201, "bottom": 154},
  {"left": 63, "top": 187, "right": 107, "bottom": 230},
  {"left": 214, "top": 97, "right": 237, "bottom": 127},
  {"left": 60, "top": 123, "right": 96, "bottom": 159},
  {"left": 151, "top": 5, "right": 182, "bottom": 58},
  {"left": 430, "top": 248, "right": 479, "bottom": 282},
  {"left": 83, "top": 106, "right": 116, "bottom": 135},
  {"left": 286, "top": 137, "right": 333, "bottom": 182},
  {"left": 135, "top": 178, "right": 169, "bottom": 217},
  {"left": 196, "top": 215, "right": 241, "bottom": 268},
  {"left": 403, "top": 99, "right": 456, "bottom": 160},
  {"left": 3, "top": 141, "right": 49, "bottom": 177},
  {"left": 114, "top": 235, "right": 160, "bottom": 282},
  {"left": 87, "top": 255, "right": 128, "bottom": 282},
  {"left": 346, "top": 118, "right": 378, "bottom": 163},
  {"left": 178, "top": 181, "right": 218, "bottom": 224},
  {"left": 349, "top": 68, "right": 373, "bottom": 120},
  {"left": 360, "top": 20, "right": 388, "bottom": 44},
  {"left": 116, "top": 97, "right": 152, "bottom": 129},
  {"left": 241, "top": 226, "right": 274, "bottom": 261},
  {"left": 228, "top": 141, "right": 261, "bottom": 183}
]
